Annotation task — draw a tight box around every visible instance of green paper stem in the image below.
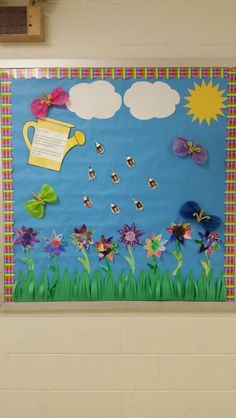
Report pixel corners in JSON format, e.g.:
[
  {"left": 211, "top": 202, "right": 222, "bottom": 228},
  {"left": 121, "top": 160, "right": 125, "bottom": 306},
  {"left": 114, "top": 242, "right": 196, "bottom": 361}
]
[
  {"left": 201, "top": 251, "right": 211, "bottom": 277},
  {"left": 21, "top": 247, "right": 34, "bottom": 272},
  {"left": 101, "top": 257, "right": 112, "bottom": 274},
  {"left": 171, "top": 241, "right": 183, "bottom": 276},
  {"left": 78, "top": 247, "right": 91, "bottom": 274},
  {"left": 48, "top": 254, "right": 60, "bottom": 273},
  {"left": 124, "top": 246, "right": 136, "bottom": 274},
  {"left": 147, "top": 255, "right": 158, "bottom": 272}
]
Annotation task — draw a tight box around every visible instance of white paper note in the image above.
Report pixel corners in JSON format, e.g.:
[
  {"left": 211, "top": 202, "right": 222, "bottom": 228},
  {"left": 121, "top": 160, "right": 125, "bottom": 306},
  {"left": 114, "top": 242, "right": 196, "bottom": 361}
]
[{"left": 30, "top": 127, "right": 68, "bottom": 162}]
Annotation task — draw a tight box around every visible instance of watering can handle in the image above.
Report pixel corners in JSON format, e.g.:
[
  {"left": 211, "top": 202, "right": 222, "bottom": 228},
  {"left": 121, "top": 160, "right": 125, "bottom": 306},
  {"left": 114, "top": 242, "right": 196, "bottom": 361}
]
[{"left": 23, "top": 121, "right": 37, "bottom": 151}]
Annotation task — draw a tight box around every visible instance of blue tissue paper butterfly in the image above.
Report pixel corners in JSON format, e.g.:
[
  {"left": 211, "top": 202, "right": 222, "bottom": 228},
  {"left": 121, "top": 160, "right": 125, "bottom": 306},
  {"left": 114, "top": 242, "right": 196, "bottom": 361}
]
[{"left": 179, "top": 201, "right": 221, "bottom": 231}]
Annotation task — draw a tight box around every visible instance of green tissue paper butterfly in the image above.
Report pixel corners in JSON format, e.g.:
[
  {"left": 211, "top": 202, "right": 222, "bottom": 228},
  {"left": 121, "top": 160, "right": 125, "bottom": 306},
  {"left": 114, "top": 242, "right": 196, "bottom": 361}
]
[{"left": 24, "top": 184, "right": 58, "bottom": 218}]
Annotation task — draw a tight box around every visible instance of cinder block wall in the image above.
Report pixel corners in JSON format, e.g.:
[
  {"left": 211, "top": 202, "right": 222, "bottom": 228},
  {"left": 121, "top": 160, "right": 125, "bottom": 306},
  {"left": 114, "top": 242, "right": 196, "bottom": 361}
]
[{"left": 1, "top": 1, "right": 236, "bottom": 417}]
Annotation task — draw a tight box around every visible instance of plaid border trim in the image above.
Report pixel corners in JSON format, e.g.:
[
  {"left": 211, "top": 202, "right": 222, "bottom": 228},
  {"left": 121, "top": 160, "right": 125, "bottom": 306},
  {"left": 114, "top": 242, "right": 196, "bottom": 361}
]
[
  {"left": 1, "top": 66, "right": 234, "bottom": 302},
  {"left": 1, "top": 72, "right": 14, "bottom": 302},
  {"left": 225, "top": 68, "right": 236, "bottom": 301},
  {"left": 4, "top": 67, "right": 229, "bottom": 80}
]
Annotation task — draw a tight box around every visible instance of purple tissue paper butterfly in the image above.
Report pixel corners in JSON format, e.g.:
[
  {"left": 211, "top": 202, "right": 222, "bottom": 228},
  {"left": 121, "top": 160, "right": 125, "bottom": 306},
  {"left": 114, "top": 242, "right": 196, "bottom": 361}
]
[{"left": 172, "top": 137, "right": 208, "bottom": 165}]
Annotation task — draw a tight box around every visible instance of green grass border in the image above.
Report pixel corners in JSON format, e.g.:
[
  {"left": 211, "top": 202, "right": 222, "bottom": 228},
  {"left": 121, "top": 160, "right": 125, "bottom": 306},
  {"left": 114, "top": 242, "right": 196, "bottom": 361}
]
[{"left": 12, "top": 267, "right": 226, "bottom": 302}]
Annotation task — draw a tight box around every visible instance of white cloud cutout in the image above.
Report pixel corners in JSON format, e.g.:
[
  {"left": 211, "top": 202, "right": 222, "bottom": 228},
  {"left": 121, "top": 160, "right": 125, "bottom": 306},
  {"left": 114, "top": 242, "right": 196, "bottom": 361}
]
[
  {"left": 123, "top": 81, "right": 180, "bottom": 120},
  {"left": 67, "top": 81, "right": 122, "bottom": 120}
]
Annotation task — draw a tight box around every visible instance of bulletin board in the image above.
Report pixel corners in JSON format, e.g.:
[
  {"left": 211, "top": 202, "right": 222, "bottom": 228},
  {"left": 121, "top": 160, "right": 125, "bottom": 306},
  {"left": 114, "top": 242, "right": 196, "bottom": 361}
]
[{"left": 0, "top": 66, "right": 235, "bottom": 305}]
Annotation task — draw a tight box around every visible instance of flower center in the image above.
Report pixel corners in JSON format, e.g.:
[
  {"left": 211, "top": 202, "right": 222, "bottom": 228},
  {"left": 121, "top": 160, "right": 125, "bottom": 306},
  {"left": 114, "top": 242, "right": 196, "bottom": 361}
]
[
  {"left": 22, "top": 232, "right": 31, "bottom": 241},
  {"left": 173, "top": 225, "right": 185, "bottom": 238},
  {"left": 52, "top": 239, "right": 61, "bottom": 247},
  {"left": 151, "top": 240, "right": 159, "bottom": 251},
  {"left": 125, "top": 231, "right": 136, "bottom": 242}
]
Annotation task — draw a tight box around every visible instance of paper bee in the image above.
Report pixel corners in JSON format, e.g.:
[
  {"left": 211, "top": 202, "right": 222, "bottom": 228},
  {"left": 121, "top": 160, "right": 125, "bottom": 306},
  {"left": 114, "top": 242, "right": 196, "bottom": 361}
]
[
  {"left": 88, "top": 166, "right": 96, "bottom": 181},
  {"left": 95, "top": 142, "right": 105, "bottom": 155},
  {"left": 133, "top": 199, "right": 144, "bottom": 211},
  {"left": 83, "top": 194, "right": 93, "bottom": 208},
  {"left": 148, "top": 177, "right": 158, "bottom": 189},
  {"left": 111, "top": 170, "right": 120, "bottom": 184},
  {"left": 110, "top": 203, "right": 120, "bottom": 214},
  {"left": 126, "top": 155, "right": 135, "bottom": 168}
]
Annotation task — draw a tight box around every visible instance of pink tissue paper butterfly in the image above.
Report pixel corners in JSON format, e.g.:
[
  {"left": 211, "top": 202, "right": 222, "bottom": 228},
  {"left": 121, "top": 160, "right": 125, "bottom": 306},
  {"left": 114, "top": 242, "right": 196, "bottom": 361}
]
[
  {"left": 30, "top": 87, "right": 69, "bottom": 119},
  {"left": 172, "top": 137, "right": 208, "bottom": 165}
]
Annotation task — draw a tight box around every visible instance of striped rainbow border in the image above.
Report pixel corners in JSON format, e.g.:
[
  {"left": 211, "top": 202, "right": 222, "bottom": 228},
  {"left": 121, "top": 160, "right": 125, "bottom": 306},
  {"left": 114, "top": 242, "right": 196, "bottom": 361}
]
[
  {"left": 225, "top": 68, "right": 236, "bottom": 301},
  {"left": 7, "top": 67, "right": 228, "bottom": 80},
  {"left": 0, "top": 71, "right": 14, "bottom": 302},
  {"left": 0, "top": 67, "right": 235, "bottom": 302}
]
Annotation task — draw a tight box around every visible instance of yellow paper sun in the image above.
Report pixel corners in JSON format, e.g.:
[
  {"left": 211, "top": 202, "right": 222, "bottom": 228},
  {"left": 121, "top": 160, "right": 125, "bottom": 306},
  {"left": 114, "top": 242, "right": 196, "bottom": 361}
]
[{"left": 184, "top": 80, "right": 227, "bottom": 126}]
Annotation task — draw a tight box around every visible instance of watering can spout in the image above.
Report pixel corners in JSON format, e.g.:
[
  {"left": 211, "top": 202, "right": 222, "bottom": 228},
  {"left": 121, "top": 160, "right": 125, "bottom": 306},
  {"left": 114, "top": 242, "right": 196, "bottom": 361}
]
[{"left": 64, "top": 130, "right": 86, "bottom": 156}]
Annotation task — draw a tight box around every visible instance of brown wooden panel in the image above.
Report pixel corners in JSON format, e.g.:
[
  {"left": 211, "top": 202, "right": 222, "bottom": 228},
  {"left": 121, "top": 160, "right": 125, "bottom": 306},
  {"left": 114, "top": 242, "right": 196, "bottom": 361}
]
[{"left": 0, "top": 7, "right": 27, "bottom": 35}]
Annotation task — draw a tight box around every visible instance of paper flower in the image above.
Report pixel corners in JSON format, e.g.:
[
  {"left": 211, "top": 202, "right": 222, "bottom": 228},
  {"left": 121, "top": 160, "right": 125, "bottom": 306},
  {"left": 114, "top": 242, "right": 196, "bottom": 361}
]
[
  {"left": 143, "top": 233, "right": 168, "bottom": 258},
  {"left": 42, "top": 231, "right": 66, "bottom": 257},
  {"left": 96, "top": 235, "right": 118, "bottom": 261},
  {"left": 195, "top": 231, "right": 222, "bottom": 255},
  {"left": 71, "top": 224, "right": 94, "bottom": 251},
  {"left": 31, "top": 87, "right": 69, "bottom": 119},
  {"left": 118, "top": 223, "right": 144, "bottom": 250},
  {"left": 166, "top": 223, "right": 192, "bottom": 245},
  {"left": 14, "top": 226, "right": 40, "bottom": 251},
  {"left": 71, "top": 225, "right": 94, "bottom": 274}
]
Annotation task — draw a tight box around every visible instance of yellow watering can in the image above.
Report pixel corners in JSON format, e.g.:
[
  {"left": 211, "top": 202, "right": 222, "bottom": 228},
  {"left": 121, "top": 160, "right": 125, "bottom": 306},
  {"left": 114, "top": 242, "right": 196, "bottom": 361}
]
[{"left": 23, "top": 117, "right": 86, "bottom": 171}]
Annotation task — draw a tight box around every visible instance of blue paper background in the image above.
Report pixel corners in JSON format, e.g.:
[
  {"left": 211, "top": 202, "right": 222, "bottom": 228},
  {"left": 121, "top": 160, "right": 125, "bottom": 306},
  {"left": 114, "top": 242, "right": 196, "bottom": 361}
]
[{"left": 12, "top": 77, "right": 227, "bottom": 279}]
